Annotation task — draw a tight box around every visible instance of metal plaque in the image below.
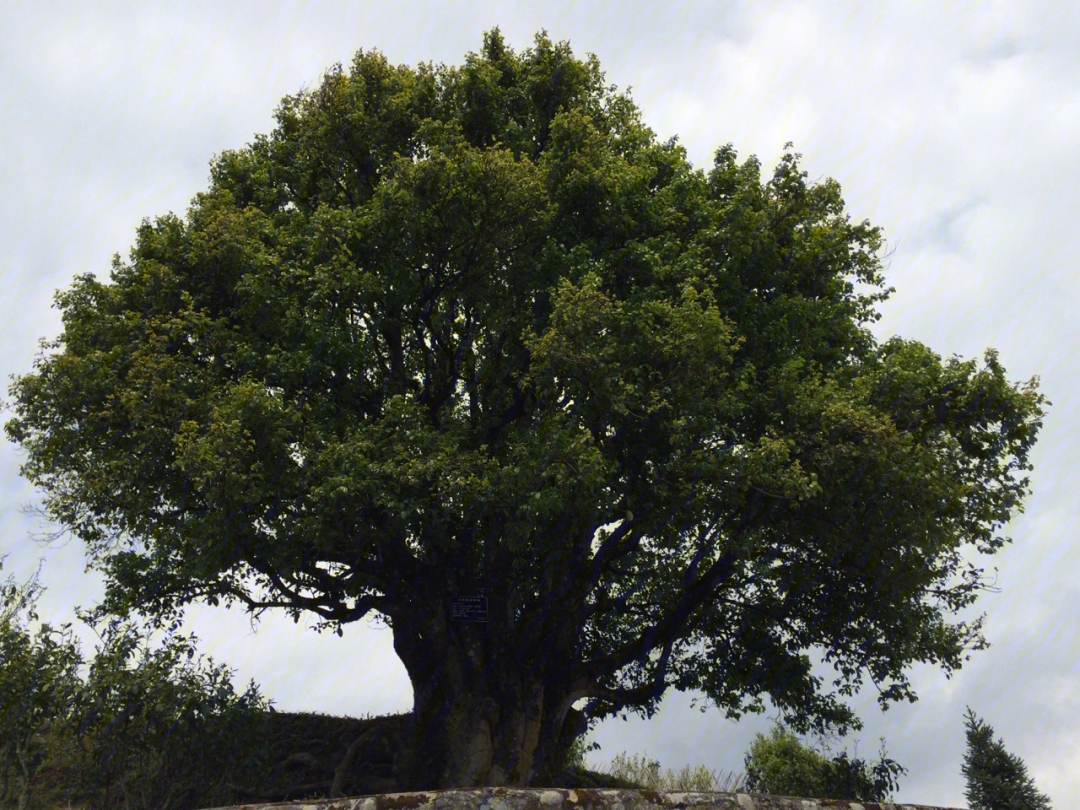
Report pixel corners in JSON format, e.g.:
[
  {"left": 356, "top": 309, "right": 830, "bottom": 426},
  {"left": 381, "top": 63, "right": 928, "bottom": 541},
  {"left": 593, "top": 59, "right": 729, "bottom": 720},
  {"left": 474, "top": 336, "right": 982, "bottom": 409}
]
[{"left": 450, "top": 596, "right": 488, "bottom": 623}]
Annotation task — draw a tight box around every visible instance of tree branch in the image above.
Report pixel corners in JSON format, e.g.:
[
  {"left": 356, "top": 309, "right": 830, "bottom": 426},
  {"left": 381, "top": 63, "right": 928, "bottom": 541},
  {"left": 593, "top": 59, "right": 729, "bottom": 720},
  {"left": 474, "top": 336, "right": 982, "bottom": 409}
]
[
  {"left": 580, "top": 543, "right": 740, "bottom": 686},
  {"left": 239, "top": 556, "right": 383, "bottom": 624}
]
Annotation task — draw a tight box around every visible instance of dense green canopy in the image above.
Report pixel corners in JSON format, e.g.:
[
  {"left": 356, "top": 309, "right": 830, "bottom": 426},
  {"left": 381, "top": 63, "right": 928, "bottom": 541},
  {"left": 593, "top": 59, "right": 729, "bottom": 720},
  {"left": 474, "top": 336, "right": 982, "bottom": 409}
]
[{"left": 6, "top": 31, "right": 1045, "bottom": 789}]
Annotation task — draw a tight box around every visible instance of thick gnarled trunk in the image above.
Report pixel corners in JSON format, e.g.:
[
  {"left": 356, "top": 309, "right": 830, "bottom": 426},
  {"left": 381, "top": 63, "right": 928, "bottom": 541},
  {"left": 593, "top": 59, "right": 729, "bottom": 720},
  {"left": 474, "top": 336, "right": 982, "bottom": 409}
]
[{"left": 390, "top": 595, "right": 584, "bottom": 790}]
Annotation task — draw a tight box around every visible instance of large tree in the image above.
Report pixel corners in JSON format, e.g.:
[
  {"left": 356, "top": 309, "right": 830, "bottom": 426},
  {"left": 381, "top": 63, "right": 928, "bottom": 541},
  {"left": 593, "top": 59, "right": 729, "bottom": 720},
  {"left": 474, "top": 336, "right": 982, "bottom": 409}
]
[{"left": 6, "top": 31, "right": 1045, "bottom": 791}]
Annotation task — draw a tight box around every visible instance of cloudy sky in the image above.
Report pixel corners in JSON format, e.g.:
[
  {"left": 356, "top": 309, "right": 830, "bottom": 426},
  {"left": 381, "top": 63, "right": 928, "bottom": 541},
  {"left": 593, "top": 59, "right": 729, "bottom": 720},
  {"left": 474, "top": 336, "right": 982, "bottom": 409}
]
[{"left": 2, "top": 1, "right": 1078, "bottom": 806}]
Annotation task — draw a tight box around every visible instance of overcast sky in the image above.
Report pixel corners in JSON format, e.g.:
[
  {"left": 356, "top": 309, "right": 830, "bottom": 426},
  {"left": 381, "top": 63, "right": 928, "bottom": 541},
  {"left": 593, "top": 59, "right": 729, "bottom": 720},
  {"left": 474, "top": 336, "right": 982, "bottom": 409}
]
[{"left": 2, "top": 2, "right": 1078, "bottom": 807}]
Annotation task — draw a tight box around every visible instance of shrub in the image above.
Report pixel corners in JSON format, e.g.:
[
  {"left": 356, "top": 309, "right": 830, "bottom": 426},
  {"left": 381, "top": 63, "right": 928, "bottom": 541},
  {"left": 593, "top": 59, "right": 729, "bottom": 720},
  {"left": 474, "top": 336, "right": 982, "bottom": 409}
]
[
  {"left": 743, "top": 724, "right": 905, "bottom": 802},
  {"left": 64, "top": 616, "right": 272, "bottom": 810},
  {"left": 0, "top": 562, "right": 83, "bottom": 810},
  {"left": 0, "top": 560, "right": 272, "bottom": 810}
]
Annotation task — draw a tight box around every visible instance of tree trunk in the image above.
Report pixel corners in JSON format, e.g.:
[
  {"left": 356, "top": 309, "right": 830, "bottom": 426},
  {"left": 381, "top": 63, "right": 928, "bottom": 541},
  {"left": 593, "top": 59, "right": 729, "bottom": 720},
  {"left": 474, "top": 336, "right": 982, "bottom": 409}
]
[{"left": 390, "top": 595, "right": 584, "bottom": 790}]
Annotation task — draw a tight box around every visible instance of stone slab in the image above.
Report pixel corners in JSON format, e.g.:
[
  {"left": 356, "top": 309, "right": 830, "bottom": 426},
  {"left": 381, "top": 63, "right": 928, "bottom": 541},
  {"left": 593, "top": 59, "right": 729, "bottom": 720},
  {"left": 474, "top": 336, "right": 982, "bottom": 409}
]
[{"left": 196, "top": 786, "right": 963, "bottom": 810}]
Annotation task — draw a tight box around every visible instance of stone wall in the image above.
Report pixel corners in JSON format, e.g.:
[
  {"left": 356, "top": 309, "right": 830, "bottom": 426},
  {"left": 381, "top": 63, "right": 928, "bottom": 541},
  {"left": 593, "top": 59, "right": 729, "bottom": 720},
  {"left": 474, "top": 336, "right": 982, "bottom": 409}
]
[{"left": 197, "top": 786, "right": 964, "bottom": 810}]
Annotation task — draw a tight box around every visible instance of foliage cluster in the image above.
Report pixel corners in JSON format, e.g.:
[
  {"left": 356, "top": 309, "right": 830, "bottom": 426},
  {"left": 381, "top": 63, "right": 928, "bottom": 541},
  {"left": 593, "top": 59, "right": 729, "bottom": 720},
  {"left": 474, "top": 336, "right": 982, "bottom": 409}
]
[
  {"left": 0, "top": 564, "right": 81, "bottom": 810},
  {"left": 0, "top": 561, "right": 270, "bottom": 810},
  {"left": 741, "top": 724, "right": 904, "bottom": 802}
]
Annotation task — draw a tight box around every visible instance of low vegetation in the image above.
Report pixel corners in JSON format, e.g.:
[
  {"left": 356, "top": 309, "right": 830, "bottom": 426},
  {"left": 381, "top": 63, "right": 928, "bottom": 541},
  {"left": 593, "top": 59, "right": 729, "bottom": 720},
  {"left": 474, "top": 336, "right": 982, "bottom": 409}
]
[
  {"left": 0, "top": 564, "right": 271, "bottom": 810},
  {"left": 741, "top": 725, "right": 905, "bottom": 803},
  {"left": 569, "top": 748, "right": 746, "bottom": 793},
  {"left": 22, "top": 560, "right": 1063, "bottom": 809},
  {"left": 2, "top": 561, "right": 751, "bottom": 809}
]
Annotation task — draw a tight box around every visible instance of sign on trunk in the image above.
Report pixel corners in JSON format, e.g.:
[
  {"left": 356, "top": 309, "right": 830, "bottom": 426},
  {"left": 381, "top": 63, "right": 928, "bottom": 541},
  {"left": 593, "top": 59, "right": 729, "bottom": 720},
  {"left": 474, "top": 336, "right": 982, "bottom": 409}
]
[{"left": 450, "top": 596, "right": 489, "bottom": 623}]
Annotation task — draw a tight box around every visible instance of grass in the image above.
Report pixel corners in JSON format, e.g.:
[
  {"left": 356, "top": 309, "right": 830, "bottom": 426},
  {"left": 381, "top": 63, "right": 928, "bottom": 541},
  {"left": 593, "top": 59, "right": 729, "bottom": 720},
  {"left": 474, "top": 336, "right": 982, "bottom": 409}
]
[{"left": 571, "top": 750, "right": 746, "bottom": 793}]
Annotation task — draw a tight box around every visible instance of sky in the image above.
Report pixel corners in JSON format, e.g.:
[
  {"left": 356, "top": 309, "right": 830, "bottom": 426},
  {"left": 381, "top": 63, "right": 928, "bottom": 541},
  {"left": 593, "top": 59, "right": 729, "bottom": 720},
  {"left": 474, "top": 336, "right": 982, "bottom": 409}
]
[{"left": 1, "top": 1, "right": 1078, "bottom": 807}]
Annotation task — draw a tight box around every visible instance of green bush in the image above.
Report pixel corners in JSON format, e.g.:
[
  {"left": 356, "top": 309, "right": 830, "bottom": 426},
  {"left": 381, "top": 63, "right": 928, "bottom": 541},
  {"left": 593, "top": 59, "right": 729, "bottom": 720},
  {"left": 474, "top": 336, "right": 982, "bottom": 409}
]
[
  {"left": 0, "top": 560, "right": 272, "bottom": 810},
  {"left": 63, "top": 617, "right": 272, "bottom": 810},
  {"left": 743, "top": 724, "right": 905, "bottom": 802},
  {"left": 962, "top": 708, "right": 1052, "bottom": 810},
  {"left": 0, "top": 563, "right": 83, "bottom": 810}
]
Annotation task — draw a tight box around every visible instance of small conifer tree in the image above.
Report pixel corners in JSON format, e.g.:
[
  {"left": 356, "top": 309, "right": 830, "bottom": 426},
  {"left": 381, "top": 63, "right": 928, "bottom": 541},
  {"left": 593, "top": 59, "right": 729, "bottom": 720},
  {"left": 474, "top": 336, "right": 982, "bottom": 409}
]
[{"left": 962, "top": 708, "right": 1052, "bottom": 810}]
